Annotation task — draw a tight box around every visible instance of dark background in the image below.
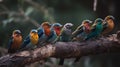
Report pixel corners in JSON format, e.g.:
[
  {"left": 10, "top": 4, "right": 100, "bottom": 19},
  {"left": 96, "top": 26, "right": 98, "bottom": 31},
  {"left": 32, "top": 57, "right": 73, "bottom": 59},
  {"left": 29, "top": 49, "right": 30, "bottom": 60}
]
[{"left": 0, "top": 0, "right": 120, "bottom": 67}]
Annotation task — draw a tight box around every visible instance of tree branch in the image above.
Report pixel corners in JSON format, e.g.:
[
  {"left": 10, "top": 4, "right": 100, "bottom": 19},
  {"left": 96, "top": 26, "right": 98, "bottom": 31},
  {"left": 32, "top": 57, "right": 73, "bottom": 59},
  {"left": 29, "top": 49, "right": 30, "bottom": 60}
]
[{"left": 0, "top": 31, "right": 120, "bottom": 67}]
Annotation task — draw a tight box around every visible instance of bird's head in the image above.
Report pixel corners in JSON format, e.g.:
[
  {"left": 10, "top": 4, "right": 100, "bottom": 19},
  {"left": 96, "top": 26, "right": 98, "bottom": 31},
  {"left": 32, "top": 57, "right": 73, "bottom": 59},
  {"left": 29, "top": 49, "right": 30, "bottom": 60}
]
[
  {"left": 82, "top": 20, "right": 92, "bottom": 30},
  {"left": 94, "top": 18, "right": 103, "bottom": 25},
  {"left": 104, "top": 15, "right": 115, "bottom": 24},
  {"left": 41, "top": 22, "right": 51, "bottom": 29},
  {"left": 30, "top": 29, "right": 38, "bottom": 36},
  {"left": 64, "top": 23, "right": 73, "bottom": 29},
  {"left": 41, "top": 22, "right": 51, "bottom": 36},
  {"left": 52, "top": 23, "right": 62, "bottom": 36},
  {"left": 12, "top": 30, "right": 22, "bottom": 37},
  {"left": 105, "top": 15, "right": 115, "bottom": 21},
  {"left": 82, "top": 20, "right": 92, "bottom": 26},
  {"left": 52, "top": 23, "right": 63, "bottom": 30}
]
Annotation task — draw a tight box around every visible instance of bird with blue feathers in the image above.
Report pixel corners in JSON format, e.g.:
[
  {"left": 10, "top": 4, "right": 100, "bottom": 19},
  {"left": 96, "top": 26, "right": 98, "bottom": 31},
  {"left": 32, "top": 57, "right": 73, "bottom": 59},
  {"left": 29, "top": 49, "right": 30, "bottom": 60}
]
[
  {"left": 58, "top": 23, "right": 73, "bottom": 65},
  {"left": 72, "top": 20, "right": 92, "bottom": 41},
  {"left": 46, "top": 23, "right": 62, "bottom": 44},
  {"left": 8, "top": 30, "right": 23, "bottom": 53},
  {"left": 20, "top": 29, "right": 39, "bottom": 50},
  {"left": 72, "top": 20, "right": 92, "bottom": 62},
  {"left": 84, "top": 18, "right": 103, "bottom": 40},
  {"left": 60, "top": 23, "right": 74, "bottom": 42},
  {"left": 37, "top": 22, "right": 51, "bottom": 46},
  {"left": 21, "top": 22, "right": 51, "bottom": 49},
  {"left": 30, "top": 29, "right": 39, "bottom": 46}
]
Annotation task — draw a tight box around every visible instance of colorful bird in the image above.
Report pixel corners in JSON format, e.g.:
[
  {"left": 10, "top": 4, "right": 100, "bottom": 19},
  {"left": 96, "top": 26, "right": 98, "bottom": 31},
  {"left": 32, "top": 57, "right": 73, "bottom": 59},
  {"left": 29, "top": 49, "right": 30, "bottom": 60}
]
[
  {"left": 21, "top": 29, "right": 39, "bottom": 49},
  {"left": 60, "top": 23, "right": 74, "bottom": 42},
  {"left": 39, "top": 23, "right": 62, "bottom": 64},
  {"left": 8, "top": 30, "right": 22, "bottom": 53},
  {"left": 84, "top": 18, "right": 103, "bottom": 40},
  {"left": 72, "top": 20, "right": 92, "bottom": 41},
  {"left": 72, "top": 20, "right": 92, "bottom": 62},
  {"left": 102, "top": 15, "right": 115, "bottom": 35},
  {"left": 30, "top": 29, "right": 39, "bottom": 46},
  {"left": 21, "top": 22, "right": 51, "bottom": 48},
  {"left": 47, "top": 23, "right": 62, "bottom": 44},
  {"left": 58, "top": 23, "right": 73, "bottom": 65},
  {"left": 37, "top": 22, "right": 51, "bottom": 38},
  {"left": 38, "top": 22, "right": 51, "bottom": 46}
]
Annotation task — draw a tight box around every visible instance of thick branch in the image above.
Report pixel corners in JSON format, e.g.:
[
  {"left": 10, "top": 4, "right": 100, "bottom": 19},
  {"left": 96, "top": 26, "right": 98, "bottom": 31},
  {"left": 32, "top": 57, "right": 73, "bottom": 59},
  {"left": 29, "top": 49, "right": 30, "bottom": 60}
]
[{"left": 0, "top": 32, "right": 120, "bottom": 67}]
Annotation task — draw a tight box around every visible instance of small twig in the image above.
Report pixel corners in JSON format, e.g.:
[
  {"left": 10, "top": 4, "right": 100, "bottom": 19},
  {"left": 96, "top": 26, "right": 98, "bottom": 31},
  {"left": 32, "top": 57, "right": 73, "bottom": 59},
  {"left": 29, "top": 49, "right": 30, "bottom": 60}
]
[{"left": 93, "top": 0, "right": 97, "bottom": 11}]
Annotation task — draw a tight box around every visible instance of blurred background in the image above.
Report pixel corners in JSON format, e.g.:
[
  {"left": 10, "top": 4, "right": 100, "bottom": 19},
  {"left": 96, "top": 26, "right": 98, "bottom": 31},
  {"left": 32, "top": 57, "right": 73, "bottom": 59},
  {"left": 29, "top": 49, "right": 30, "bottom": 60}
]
[{"left": 0, "top": 0, "right": 120, "bottom": 67}]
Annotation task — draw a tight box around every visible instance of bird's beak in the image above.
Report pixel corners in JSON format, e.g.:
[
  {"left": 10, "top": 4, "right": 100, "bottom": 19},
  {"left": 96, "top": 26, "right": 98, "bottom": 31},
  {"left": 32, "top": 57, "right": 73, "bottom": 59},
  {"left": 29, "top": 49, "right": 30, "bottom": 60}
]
[
  {"left": 102, "top": 20, "right": 107, "bottom": 25},
  {"left": 92, "top": 23, "right": 96, "bottom": 28},
  {"left": 60, "top": 25, "right": 63, "bottom": 28},
  {"left": 79, "top": 23, "right": 83, "bottom": 27}
]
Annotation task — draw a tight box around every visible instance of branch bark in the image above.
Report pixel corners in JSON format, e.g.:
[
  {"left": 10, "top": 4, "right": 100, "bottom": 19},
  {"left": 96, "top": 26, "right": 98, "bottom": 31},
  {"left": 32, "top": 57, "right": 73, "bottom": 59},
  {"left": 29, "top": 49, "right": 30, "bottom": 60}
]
[{"left": 0, "top": 32, "right": 120, "bottom": 67}]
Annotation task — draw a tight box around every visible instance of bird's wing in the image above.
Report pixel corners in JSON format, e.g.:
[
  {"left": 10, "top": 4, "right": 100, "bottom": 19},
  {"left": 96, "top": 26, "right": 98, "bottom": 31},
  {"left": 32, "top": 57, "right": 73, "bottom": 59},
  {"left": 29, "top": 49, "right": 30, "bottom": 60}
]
[
  {"left": 8, "top": 37, "right": 13, "bottom": 49},
  {"left": 46, "top": 30, "right": 54, "bottom": 42},
  {"left": 72, "top": 26, "right": 83, "bottom": 37},
  {"left": 91, "top": 24, "right": 96, "bottom": 32},
  {"left": 102, "top": 21, "right": 108, "bottom": 32},
  {"left": 38, "top": 28, "right": 44, "bottom": 38},
  {"left": 53, "top": 29, "right": 64, "bottom": 42},
  {"left": 21, "top": 35, "right": 30, "bottom": 48}
]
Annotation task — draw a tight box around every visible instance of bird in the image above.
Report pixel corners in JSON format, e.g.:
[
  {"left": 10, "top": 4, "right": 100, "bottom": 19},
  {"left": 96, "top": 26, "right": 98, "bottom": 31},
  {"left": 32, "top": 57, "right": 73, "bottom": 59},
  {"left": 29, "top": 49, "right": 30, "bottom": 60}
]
[
  {"left": 102, "top": 15, "right": 115, "bottom": 35},
  {"left": 37, "top": 22, "right": 51, "bottom": 46},
  {"left": 72, "top": 20, "right": 92, "bottom": 62},
  {"left": 47, "top": 23, "right": 63, "bottom": 44},
  {"left": 58, "top": 23, "right": 73, "bottom": 65},
  {"left": 72, "top": 20, "right": 92, "bottom": 41},
  {"left": 60, "top": 23, "right": 74, "bottom": 42},
  {"left": 37, "top": 22, "right": 51, "bottom": 38},
  {"left": 8, "top": 30, "right": 22, "bottom": 53},
  {"left": 30, "top": 29, "right": 39, "bottom": 46},
  {"left": 21, "top": 22, "right": 51, "bottom": 48},
  {"left": 21, "top": 29, "right": 39, "bottom": 49},
  {"left": 84, "top": 18, "right": 103, "bottom": 40},
  {"left": 37, "top": 23, "right": 62, "bottom": 64}
]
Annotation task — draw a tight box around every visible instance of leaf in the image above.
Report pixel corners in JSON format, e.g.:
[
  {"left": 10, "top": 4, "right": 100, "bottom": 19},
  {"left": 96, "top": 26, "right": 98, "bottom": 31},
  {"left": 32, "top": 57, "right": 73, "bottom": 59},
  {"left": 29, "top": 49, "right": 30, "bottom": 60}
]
[
  {"left": 2, "top": 17, "right": 14, "bottom": 27},
  {"left": 25, "top": 7, "right": 34, "bottom": 16}
]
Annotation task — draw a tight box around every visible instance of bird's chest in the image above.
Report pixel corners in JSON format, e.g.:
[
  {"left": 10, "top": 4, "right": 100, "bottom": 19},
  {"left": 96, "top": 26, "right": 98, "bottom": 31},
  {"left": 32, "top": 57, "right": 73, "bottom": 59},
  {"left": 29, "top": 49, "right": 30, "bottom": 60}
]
[
  {"left": 96, "top": 25, "right": 103, "bottom": 32},
  {"left": 55, "top": 30, "right": 60, "bottom": 36},
  {"left": 108, "top": 21, "right": 114, "bottom": 30},
  {"left": 65, "top": 29, "right": 72, "bottom": 35},
  {"left": 30, "top": 34, "right": 39, "bottom": 45},
  {"left": 61, "top": 30, "right": 71, "bottom": 37},
  {"left": 44, "top": 29, "right": 51, "bottom": 36},
  {"left": 49, "top": 31, "right": 58, "bottom": 42},
  {"left": 61, "top": 31, "right": 72, "bottom": 42},
  {"left": 12, "top": 36, "right": 22, "bottom": 49},
  {"left": 84, "top": 27, "right": 91, "bottom": 33}
]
